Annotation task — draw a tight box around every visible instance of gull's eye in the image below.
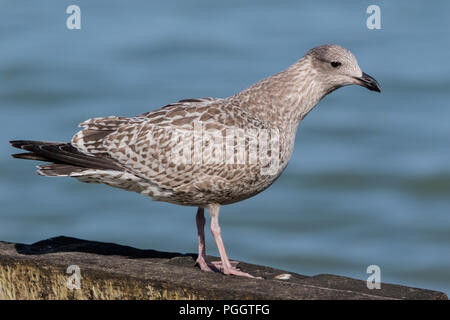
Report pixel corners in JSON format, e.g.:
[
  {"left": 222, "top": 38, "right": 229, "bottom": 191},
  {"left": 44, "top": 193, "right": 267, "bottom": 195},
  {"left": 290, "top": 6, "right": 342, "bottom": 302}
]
[{"left": 330, "top": 61, "right": 341, "bottom": 68}]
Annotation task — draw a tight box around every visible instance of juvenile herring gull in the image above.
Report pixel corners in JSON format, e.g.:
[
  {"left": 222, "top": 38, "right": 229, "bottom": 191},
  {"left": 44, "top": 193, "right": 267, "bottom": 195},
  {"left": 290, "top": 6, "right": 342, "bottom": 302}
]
[{"left": 10, "top": 44, "right": 380, "bottom": 278}]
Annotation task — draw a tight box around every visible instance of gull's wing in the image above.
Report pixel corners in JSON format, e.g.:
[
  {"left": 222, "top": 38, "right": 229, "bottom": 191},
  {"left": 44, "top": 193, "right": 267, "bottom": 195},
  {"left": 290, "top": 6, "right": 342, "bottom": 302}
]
[{"left": 71, "top": 98, "right": 277, "bottom": 205}]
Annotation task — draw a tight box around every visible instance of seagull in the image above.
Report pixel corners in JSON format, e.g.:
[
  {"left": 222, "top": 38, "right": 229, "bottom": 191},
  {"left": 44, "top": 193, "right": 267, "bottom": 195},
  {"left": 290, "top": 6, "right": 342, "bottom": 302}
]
[{"left": 10, "top": 44, "right": 380, "bottom": 278}]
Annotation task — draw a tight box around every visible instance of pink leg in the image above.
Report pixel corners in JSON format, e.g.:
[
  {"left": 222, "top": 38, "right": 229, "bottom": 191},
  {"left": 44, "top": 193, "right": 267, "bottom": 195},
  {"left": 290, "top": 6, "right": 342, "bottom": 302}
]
[
  {"left": 208, "top": 204, "right": 255, "bottom": 278},
  {"left": 195, "top": 207, "right": 214, "bottom": 272}
]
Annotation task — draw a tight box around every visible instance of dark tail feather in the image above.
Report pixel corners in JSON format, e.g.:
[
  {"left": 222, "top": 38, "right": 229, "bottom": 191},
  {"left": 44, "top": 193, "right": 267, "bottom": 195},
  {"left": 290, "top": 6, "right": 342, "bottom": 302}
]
[
  {"left": 12, "top": 152, "right": 49, "bottom": 161},
  {"left": 37, "top": 164, "right": 88, "bottom": 176},
  {"left": 10, "top": 140, "right": 123, "bottom": 176}
]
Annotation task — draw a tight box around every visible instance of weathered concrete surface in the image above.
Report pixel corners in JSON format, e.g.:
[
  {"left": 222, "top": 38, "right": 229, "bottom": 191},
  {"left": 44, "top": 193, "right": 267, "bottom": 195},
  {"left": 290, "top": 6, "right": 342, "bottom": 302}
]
[{"left": 0, "top": 236, "right": 447, "bottom": 300}]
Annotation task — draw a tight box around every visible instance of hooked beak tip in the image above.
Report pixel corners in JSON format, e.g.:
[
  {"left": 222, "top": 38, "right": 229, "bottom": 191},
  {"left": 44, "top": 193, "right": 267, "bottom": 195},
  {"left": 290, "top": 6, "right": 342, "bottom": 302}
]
[{"left": 356, "top": 72, "right": 381, "bottom": 93}]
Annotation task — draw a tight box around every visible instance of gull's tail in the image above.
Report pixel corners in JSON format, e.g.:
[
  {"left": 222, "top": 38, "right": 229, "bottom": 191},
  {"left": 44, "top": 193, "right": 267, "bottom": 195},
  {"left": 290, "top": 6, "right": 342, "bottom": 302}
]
[{"left": 9, "top": 140, "right": 123, "bottom": 177}]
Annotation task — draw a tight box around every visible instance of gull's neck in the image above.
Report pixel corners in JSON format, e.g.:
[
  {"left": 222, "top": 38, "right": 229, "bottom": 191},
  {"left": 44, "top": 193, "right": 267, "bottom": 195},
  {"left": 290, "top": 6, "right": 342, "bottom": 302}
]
[{"left": 227, "top": 55, "right": 326, "bottom": 131}]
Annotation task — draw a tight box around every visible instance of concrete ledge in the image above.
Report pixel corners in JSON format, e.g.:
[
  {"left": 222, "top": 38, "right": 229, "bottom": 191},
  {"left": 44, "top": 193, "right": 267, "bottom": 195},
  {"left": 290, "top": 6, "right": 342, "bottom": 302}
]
[{"left": 0, "top": 236, "right": 447, "bottom": 300}]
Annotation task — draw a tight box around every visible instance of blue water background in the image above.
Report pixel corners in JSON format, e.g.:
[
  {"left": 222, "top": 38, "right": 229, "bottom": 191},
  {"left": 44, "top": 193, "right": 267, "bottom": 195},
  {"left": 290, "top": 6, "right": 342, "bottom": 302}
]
[{"left": 0, "top": 1, "right": 449, "bottom": 294}]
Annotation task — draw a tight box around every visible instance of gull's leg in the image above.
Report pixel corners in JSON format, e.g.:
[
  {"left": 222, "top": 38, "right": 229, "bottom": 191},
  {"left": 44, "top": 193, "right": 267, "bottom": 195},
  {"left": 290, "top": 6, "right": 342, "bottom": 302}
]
[
  {"left": 195, "top": 207, "right": 239, "bottom": 273},
  {"left": 208, "top": 204, "right": 255, "bottom": 278},
  {"left": 195, "top": 207, "right": 214, "bottom": 272}
]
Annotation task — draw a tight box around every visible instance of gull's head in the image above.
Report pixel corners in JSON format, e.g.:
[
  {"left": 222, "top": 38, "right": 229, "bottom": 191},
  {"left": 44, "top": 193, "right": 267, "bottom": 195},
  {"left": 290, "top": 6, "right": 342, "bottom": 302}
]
[{"left": 306, "top": 44, "right": 381, "bottom": 94}]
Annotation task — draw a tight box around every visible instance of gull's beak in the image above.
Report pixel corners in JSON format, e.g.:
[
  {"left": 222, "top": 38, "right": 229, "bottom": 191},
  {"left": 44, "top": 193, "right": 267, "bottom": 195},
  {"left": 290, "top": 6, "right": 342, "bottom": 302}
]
[{"left": 355, "top": 72, "right": 381, "bottom": 93}]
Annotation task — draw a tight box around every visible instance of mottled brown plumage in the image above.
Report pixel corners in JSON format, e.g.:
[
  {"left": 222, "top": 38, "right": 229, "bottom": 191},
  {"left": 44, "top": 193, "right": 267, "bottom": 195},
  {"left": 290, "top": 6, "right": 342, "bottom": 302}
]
[{"left": 10, "top": 44, "right": 380, "bottom": 277}]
